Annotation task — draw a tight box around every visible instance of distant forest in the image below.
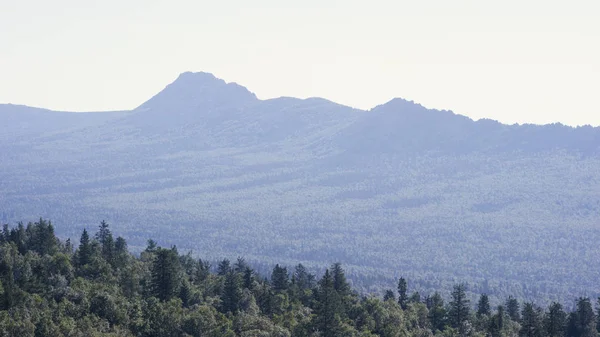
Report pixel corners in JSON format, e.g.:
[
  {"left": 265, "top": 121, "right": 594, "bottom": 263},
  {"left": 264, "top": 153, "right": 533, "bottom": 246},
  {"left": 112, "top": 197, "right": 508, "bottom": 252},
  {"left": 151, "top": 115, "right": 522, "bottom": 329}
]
[{"left": 1, "top": 219, "right": 599, "bottom": 337}]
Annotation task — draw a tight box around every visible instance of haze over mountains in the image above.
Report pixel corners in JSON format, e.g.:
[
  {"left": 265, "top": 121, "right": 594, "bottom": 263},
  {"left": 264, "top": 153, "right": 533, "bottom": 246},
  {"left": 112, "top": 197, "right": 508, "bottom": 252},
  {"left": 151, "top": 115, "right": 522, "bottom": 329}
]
[{"left": 2, "top": 72, "right": 599, "bottom": 304}]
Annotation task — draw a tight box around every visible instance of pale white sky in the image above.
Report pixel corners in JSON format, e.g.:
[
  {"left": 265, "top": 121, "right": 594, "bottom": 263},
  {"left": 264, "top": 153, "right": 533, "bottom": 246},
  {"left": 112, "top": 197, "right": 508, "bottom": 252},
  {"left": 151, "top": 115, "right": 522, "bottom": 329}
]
[{"left": 1, "top": 0, "right": 599, "bottom": 126}]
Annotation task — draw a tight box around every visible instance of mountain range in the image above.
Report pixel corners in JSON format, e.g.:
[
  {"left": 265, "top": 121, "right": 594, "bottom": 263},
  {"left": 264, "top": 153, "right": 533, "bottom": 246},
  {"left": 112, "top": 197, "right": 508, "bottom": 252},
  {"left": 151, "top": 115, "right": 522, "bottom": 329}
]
[{"left": 2, "top": 72, "right": 599, "bottom": 304}]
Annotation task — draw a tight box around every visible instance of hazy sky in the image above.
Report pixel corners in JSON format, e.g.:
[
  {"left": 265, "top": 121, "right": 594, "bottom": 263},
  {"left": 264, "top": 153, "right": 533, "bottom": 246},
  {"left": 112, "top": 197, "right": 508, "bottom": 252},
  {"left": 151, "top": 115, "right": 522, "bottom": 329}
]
[{"left": 1, "top": 0, "right": 599, "bottom": 126}]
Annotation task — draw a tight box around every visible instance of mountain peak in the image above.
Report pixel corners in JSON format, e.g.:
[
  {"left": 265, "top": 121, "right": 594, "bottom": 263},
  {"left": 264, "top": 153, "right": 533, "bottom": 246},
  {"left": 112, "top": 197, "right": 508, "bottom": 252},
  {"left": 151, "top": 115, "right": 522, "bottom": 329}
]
[
  {"left": 136, "top": 72, "right": 257, "bottom": 111},
  {"left": 173, "top": 71, "right": 223, "bottom": 85},
  {"left": 371, "top": 97, "right": 425, "bottom": 112}
]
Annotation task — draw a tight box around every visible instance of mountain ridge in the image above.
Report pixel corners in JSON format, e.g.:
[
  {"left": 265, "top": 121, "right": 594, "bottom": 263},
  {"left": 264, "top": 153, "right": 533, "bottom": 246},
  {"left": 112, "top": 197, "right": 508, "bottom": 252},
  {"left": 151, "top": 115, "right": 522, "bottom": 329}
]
[
  {"left": 2, "top": 71, "right": 599, "bottom": 129},
  {"left": 1, "top": 71, "right": 600, "bottom": 303}
]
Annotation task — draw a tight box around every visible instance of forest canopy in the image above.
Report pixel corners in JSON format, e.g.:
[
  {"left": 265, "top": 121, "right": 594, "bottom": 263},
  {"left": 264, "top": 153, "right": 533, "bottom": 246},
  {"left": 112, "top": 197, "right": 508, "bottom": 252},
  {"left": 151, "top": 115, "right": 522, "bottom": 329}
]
[{"left": 1, "top": 219, "right": 599, "bottom": 337}]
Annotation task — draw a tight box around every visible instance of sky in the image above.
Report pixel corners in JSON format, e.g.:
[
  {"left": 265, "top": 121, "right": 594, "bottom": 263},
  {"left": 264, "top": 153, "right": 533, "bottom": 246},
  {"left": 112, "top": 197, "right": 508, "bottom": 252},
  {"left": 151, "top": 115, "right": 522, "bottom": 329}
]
[{"left": 1, "top": 0, "right": 599, "bottom": 126}]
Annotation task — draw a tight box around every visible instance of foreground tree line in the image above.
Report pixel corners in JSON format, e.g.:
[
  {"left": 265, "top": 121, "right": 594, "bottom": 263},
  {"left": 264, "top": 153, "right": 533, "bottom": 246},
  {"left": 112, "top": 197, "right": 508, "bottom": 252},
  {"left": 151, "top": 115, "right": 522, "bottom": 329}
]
[{"left": 0, "top": 219, "right": 599, "bottom": 337}]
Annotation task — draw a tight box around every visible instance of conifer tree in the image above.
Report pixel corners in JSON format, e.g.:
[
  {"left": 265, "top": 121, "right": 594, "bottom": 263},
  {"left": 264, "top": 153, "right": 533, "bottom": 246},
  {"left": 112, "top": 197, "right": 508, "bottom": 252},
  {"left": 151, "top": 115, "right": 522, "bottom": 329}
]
[
  {"left": 150, "top": 247, "right": 181, "bottom": 301},
  {"left": 95, "top": 220, "right": 115, "bottom": 264},
  {"left": 506, "top": 296, "right": 521, "bottom": 322},
  {"left": 77, "top": 229, "right": 92, "bottom": 267},
  {"left": 331, "top": 262, "right": 350, "bottom": 297},
  {"left": 95, "top": 220, "right": 111, "bottom": 246},
  {"left": 383, "top": 289, "right": 395, "bottom": 302},
  {"left": 217, "top": 259, "right": 231, "bottom": 276},
  {"left": 271, "top": 264, "right": 289, "bottom": 292},
  {"left": 544, "top": 302, "right": 566, "bottom": 337},
  {"left": 145, "top": 239, "right": 157, "bottom": 253},
  {"left": 113, "top": 236, "right": 128, "bottom": 269},
  {"left": 427, "top": 292, "right": 447, "bottom": 332},
  {"left": 243, "top": 266, "right": 254, "bottom": 290},
  {"left": 294, "top": 263, "right": 314, "bottom": 290},
  {"left": 477, "top": 294, "right": 491, "bottom": 317},
  {"left": 489, "top": 305, "right": 505, "bottom": 337},
  {"left": 221, "top": 271, "right": 242, "bottom": 313},
  {"left": 569, "top": 297, "right": 598, "bottom": 337},
  {"left": 449, "top": 283, "right": 470, "bottom": 335},
  {"left": 314, "top": 269, "right": 343, "bottom": 337},
  {"left": 397, "top": 277, "right": 408, "bottom": 310},
  {"left": 520, "top": 302, "right": 543, "bottom": 337},
  {"left": 234, "top": 257, "right": 247, "bottom": 273}
]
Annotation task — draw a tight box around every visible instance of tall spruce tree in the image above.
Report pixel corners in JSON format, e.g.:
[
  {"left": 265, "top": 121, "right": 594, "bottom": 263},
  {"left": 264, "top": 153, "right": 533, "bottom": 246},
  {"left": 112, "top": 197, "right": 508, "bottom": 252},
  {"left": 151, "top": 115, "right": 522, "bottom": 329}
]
[
  {"left": 221, "top": 271, "right": 242, "bottom": 313},
  {"left": 271, "top": 264, "right": 289, "bottom": 292},
  {"left": 449, "top": 283, "right": 470, "bottom": 335},
  {"left": 569, "top": 297, "right": 598, "bottom": 337},
  {"left": 397, "top": 277, "right": 408, "bottom": 310},
  {"left": 544, "top": 302, "right": 566, "bottom": 337},
  {"left": 217, "top": 259, "right": 231, "bottom": 276},
  {"left": 77, "top": 229, "right": 92, "bottom": 267},
  {"left": 489, "top": 305, "right": 506, "bottom": 337},
  {"left": 314, "top": 269, "right": 343, "bottom": 337},
  {"left": 520, "top": 302, "right": 543, "bottom": 337},
  {"left": 293, "top": 263, "right": 312, "bottom": 290},
  {"left": 113, "top": 236, "right": 128, "bottom": 269},
  {"left": 331, "top": 262, "right": 350, "bottom": 297},
  {"left": 506, "top": 296, "right": 521, "bottom": 322},
  {"left": 477, "top": 293, "right": 491, "bottom": 317},
  {"left": 427, "top": 291, "right": 447, "bottom": 332},
  {"left": 150, "top": 247, "right": 181, "bottom": 301},
  {"left": 243, "top": 266, "right": 254, "bottom": 290}
]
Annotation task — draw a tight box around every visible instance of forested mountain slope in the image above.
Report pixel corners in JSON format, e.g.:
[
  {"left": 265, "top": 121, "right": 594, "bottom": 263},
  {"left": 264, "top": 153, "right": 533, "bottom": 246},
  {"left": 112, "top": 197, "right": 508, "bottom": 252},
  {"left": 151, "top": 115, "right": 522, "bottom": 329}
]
[
  {"left": 1, "top": 72, "right": 599, "bottom": 305},
  {"left": 1, "top": 220, "right": 599, "bottom": 337}
]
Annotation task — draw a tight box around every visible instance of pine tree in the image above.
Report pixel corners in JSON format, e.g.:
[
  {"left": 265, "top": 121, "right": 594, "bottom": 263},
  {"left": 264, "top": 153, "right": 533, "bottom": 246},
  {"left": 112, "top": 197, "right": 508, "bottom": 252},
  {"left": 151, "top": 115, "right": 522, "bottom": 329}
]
[
  {"left": 271, "top": 264, "right": 289, "bottom": 292},
  {"left": 217, "top": 259, "right": 231, "bottom": 276},
  {"left": 294, "top": 263, "right": 315, "bottom": 290},
  {"left": 506, "top": 296, "right": 521, "bottom": 322},
  {"left": 77, "top": 229, "right": 92, "bottom": 267},
  {"left": 331, "top": 262, "right": 350, "bottom": 297},
  {"left": 194, "top": 259, "right": 210, "bottom": 284},
  {"left": 29, "top": 218, "right": 57, "bottom": 256},
  {"left": 520, "top": 302, "right": 543, "bottom": 337},
  {"left": 427, "top": 292, "right": 447, "bottom": 332},
  {"left": 243, "top": 266, "right": 254, "bottom": 290},
  {"left": 477, "top": 294, "right": 491, "bottom": 317},
  {"left": 234, "top": 257, "right": 247, "bottom": 273},
  {"left": 449, "top": 283, "right": 470, "bottom": 335},
  {"left": 221, "top": 271, "right": 242, "bottom": 313},
  {"left": 95, "top": 220, "right": 111, "bottom": 246},
  {"left": 544, "top": 302, "right": 566, "bottom": 337},
  {"left": 113, "top": 236, "right": 128, "bottom": 269},
  {"left": 569, "top": 297, "right": 598, "bottom": 337},
  {"left": 314, "top": 269, "right": 343, "bottom": 337},
  {"left": 10, "top": 222, "right": 27, "bottom": 254},
  {"left": 150, "top": 247, "right": 182, "bottom": 301},
  {"left": 145, "top": 239, "right": 157, "bottom": 253},
  {"left": 489, "top": 305, "right": 505, "bottom": 337},
  {"left": 383, "top": 289, "right": 396, "bottom": 302},
  {"left": 397, "top": 277, "right": 408, "bottom": 310},
  {"left": 179, "top": 279, "right": 192, "bottom": 308},
  {"left": 64, "top": 238, "right": 73, "bottom": 253},
  {"left": 95, "top": 220, "right": 115, "bottom": 264}
]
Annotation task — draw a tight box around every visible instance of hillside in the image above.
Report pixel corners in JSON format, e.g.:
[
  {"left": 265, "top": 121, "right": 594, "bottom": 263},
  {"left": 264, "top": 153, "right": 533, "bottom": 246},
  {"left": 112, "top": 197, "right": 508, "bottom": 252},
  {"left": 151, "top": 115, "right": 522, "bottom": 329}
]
[
  {"left": 1, "top": 220, "right": 598, "bottom": 336},
  {"left": 1, "top": 72, "right": 599, "bottom": 304}
]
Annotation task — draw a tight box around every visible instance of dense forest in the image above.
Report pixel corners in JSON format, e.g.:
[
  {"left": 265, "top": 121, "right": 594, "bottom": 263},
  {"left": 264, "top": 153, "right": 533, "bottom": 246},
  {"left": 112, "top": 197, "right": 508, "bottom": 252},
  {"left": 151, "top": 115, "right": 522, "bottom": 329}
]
[{"left": 1, "top": 219, "right": 599, "bottom": 337}]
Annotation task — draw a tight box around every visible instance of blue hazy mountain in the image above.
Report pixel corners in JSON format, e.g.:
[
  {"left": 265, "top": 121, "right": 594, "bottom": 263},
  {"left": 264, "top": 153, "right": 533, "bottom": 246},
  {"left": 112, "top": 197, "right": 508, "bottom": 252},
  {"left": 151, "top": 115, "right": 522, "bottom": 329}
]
[{"left": 1, "top": 72, "right": 599, "bottom": 303}]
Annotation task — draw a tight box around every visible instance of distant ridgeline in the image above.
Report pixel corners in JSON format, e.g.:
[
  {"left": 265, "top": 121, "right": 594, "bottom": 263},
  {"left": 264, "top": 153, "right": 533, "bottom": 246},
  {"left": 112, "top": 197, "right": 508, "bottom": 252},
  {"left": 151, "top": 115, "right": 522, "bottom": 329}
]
[{"left": 1, "top": 219, "right": 599, "bottom": 337}]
